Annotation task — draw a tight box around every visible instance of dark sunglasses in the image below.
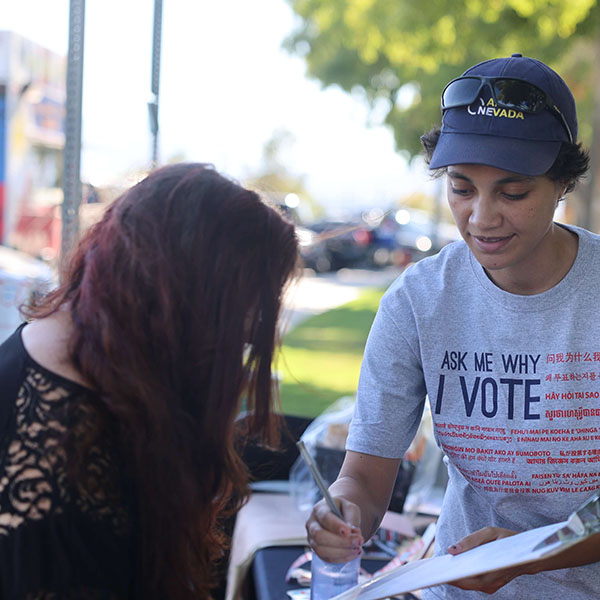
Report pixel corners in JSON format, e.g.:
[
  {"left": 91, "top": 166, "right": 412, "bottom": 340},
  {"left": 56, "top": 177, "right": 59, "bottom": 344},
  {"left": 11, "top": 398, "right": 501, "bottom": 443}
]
[{"left": 441, "top": 76, "right": 573, "bottom": 143}]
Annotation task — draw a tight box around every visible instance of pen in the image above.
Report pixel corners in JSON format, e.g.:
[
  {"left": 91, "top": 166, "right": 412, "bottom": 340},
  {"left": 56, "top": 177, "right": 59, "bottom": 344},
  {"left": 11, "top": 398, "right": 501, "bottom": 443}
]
[{"left": 296, "top": 440, "right": 345, "bottom": 521}]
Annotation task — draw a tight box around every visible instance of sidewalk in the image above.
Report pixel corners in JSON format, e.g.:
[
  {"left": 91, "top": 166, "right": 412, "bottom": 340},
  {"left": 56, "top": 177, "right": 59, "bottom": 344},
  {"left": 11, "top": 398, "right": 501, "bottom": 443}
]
[{"left": 283, "top": 266, "right": 402, "bottom": 330}]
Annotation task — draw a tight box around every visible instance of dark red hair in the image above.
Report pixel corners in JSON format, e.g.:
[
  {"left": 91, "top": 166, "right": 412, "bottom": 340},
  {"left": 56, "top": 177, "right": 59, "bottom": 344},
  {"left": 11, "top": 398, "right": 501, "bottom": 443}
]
[{"left": 27, "top": 163, "right": 300, "bottom": 598}]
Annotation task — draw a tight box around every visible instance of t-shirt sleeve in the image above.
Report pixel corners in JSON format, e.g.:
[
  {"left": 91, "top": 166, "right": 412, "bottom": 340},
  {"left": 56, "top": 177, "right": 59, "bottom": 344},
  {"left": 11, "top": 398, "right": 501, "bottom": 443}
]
[{"left": 347, "top": 287, "right": 427, "bottom": 458}]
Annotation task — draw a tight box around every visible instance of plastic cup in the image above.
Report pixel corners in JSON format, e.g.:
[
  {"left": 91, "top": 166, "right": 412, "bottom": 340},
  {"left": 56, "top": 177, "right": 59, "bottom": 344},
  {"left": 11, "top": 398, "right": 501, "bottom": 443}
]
[{"left": 310, "top": 552, "right": 361, "bottom": 599}]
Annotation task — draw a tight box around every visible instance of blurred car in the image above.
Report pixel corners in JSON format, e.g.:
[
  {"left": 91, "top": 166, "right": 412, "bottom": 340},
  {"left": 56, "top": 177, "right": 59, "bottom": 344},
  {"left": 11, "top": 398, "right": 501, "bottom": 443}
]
[
  {"left": 297, "top": 220, "right": 373, "bottom": 272},
  {"left": 368, "top": 209, "right": 460, "bottom": 268}
]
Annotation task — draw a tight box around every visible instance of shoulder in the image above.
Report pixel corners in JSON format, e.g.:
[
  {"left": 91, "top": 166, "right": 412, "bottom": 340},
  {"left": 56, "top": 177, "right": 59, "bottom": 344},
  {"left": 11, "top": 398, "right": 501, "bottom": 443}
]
[
  {"left": 21, "top": 312, "right": 93, "bottom": 390},
  {"left": 562, "top": 223, "right": 600, "bottom": 247}
]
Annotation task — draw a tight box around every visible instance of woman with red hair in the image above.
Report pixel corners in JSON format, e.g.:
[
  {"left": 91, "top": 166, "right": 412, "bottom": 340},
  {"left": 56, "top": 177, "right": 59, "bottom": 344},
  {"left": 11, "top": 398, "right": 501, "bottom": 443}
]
[{"left": 0, "top": 163, "right": 300, "bottom": 599}]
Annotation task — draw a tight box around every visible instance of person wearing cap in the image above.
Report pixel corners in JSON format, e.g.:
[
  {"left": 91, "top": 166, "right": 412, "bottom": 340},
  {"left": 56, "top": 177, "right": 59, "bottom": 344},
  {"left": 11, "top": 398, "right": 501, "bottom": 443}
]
[{"left": 305, "top": 54, "right": 599, "bottom": 598}]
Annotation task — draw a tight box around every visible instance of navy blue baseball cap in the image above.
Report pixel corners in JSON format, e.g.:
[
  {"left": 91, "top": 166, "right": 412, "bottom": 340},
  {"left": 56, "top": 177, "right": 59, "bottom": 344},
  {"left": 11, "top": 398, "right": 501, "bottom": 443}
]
[{"left": 429, "top": 54, "right": 578, "bottom": 175}]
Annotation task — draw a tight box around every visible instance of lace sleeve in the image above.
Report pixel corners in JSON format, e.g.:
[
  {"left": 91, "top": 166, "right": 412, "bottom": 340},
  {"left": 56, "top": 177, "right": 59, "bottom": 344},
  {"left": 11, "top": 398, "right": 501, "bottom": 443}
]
[{"left": 0, "top": 366, "right": 133, "bottom": 599}]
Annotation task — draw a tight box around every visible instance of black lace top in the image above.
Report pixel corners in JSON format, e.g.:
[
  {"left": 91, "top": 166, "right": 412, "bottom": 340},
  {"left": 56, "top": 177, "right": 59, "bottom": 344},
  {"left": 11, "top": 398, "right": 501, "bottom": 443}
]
[{"left": 0, "top": 325, "right": 135, "bottom": 599}]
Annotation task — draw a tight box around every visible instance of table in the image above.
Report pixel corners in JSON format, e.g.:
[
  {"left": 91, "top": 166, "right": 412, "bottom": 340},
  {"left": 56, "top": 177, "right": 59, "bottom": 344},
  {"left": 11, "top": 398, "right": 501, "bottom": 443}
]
[{"left": 250, "top": 545, "right": 421, "bottom": 600}]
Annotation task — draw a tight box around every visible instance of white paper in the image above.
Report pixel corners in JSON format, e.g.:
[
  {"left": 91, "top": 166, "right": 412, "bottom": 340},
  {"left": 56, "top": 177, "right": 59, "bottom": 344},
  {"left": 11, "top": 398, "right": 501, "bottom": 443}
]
[{"left": 333, "top": 520, "right": 572, "bottom": 600}]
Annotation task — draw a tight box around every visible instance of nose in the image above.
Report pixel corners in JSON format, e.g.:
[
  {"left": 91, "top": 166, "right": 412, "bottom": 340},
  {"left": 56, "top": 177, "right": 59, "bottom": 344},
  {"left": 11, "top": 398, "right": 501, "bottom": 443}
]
[{"left": 469, "top": 194, "right": 502, "bottom": 230}]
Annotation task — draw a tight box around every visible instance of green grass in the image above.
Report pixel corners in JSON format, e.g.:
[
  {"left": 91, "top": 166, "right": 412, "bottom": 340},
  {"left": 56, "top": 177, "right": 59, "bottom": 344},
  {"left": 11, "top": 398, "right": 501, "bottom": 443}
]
[{"left": 277, "top": 287, "right": 385, "bottom": 418}]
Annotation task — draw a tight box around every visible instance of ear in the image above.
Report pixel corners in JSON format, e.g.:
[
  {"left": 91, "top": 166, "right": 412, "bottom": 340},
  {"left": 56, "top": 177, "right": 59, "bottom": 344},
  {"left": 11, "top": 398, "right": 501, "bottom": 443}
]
[{"left": 555, "top": 181, "right": 569, "bottom": 204}]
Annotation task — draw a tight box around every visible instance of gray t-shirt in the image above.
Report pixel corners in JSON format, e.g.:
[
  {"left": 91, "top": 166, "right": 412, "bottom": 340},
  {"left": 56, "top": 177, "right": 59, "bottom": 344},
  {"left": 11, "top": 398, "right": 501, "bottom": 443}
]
[{"left": 347, "top": 224, "right": 600, "bottom": 599}]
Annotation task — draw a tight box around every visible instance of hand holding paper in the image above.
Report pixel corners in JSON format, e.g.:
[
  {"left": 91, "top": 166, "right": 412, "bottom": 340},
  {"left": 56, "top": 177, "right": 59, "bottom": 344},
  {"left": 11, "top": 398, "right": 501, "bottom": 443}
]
[{"left": 445, "top": 527, "right": 526, "bottom": 594}]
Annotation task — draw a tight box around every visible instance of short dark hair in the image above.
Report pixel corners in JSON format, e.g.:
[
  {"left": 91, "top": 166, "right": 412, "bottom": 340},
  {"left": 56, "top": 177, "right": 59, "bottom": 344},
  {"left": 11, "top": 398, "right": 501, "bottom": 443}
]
[{"left": 420, "top": 125, "right": 589, "bottom": 194}]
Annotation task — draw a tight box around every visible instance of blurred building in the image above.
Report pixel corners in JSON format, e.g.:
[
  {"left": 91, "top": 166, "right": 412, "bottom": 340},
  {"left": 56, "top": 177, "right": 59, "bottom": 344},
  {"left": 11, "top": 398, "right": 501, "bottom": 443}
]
[{"left": 0, "top": 31, "right": 66, "bottom": 261}]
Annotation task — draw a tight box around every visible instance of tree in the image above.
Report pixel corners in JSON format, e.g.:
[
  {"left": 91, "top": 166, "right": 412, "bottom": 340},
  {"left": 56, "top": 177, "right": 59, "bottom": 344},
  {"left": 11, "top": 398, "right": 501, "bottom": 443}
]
[{"left": 284, "top": 0, "right": 600, "bottom": 228}]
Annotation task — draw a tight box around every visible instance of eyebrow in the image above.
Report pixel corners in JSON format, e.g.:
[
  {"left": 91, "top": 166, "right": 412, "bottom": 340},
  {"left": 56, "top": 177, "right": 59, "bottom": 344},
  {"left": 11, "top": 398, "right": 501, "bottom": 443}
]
[{"left": 447, "top": 170, "right": 535, "bottom": 185}]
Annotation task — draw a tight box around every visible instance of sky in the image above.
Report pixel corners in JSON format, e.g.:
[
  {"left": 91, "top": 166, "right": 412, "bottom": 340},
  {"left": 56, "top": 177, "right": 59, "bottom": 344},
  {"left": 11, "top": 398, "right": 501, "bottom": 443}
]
[{"left": 1, "top": 0, "right": 436, "bottom": 216}]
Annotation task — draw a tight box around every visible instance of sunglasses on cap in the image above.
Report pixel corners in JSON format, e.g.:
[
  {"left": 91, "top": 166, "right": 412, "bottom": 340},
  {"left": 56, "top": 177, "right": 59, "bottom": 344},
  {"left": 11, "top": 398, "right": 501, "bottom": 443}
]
[{"left": 441, "top": 76, "right": 574, "bottom": 143}]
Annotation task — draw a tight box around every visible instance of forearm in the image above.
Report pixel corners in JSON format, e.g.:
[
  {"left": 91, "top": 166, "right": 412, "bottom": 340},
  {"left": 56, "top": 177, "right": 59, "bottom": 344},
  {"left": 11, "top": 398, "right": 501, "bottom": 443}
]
[
  {"left": 447, "top": 528, "right": 600, "bottom": 595},
  {"left": 328, "top": 451, "right": 400, "bottom": 541},
  {"left": 526, "top": 532, "right": 600, "bottom": 575}
]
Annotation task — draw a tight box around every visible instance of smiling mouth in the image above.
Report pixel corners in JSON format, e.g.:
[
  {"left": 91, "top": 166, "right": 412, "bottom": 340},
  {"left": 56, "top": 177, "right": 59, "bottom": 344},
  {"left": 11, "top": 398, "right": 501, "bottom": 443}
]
[
  {"left": 474, "top": 235, "right": 511, "bottom": 242},
  {"left": 471, "top": 234, "right": 514, "bottom": 252}
]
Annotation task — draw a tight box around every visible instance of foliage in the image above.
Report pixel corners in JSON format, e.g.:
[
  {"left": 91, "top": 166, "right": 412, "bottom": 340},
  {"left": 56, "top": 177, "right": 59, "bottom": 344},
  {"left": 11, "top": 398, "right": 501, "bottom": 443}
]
[
  {"left": 277, "top": 286, "right": 384, "bottom": 417},
  {"left": 284, "top": 0, "right": 599, "bottom": 157}
]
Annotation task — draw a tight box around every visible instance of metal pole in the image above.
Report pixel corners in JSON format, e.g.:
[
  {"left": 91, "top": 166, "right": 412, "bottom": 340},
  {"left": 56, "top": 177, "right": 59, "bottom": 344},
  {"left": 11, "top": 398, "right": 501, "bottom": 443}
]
[
  {"left": 61, "top": 0, "right": 85, "bottom": 269},
  {"left": 148, "top": 0, "right": 163, "bottom": 169}
]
